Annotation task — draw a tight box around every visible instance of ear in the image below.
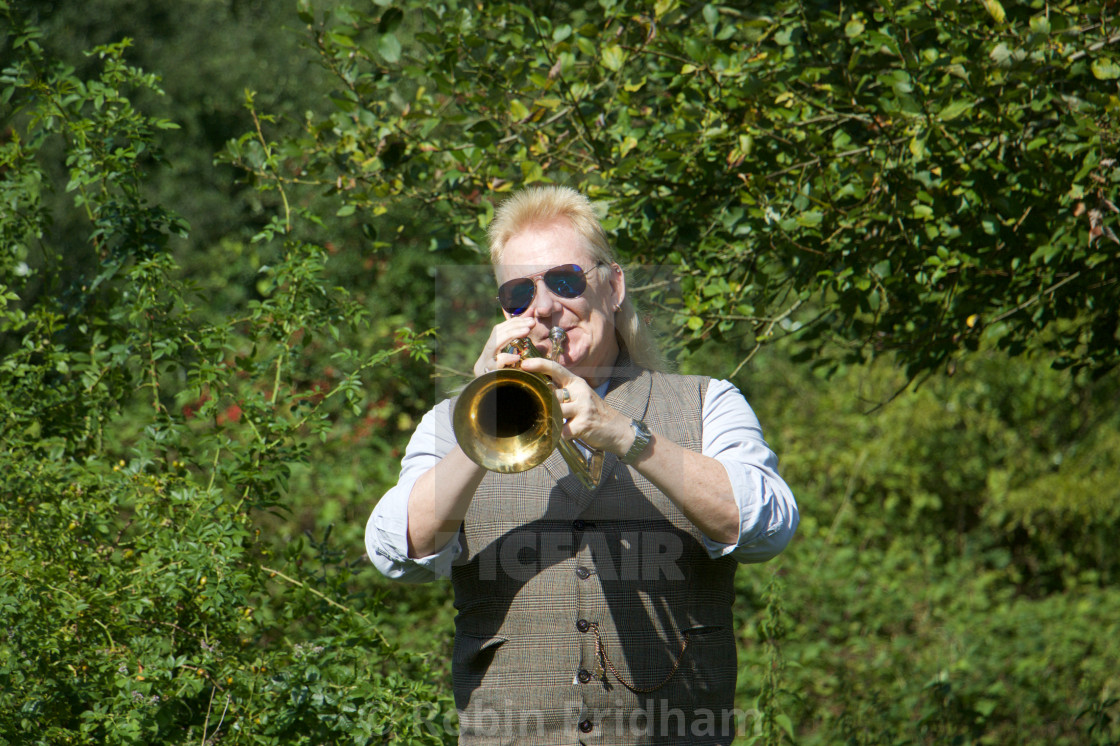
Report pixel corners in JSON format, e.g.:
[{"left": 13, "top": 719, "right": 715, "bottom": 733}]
[{"left": 608, "top": 262, "right": 626, "bottom": 311}]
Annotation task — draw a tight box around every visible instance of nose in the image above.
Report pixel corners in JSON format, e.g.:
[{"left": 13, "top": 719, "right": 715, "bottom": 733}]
[{"left": 528, "top": 277, "right": 562, "bottom": 319}]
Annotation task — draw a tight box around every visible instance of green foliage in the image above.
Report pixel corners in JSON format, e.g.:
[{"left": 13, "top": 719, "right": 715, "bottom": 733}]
[
  {"left": 232, "top": 0, "right": 1120, "bottom": 382},
  {"left": 744, "top": 539, "right": 1120, "bottom": 746},
  {"left": 5, "top": 0, "right": 344, "bottom": 259},
  {"left": 748, "top": 348, "right": 1120, "bottom": 594},
  {"left": 729, "top": 343, "right": 1120, "bottom": 745},
  {"left": 740, "top": 575, "right": 796, "bottom": 746},
  {"left": 0, "top": 8, "right": 452, "bottom": 743}
]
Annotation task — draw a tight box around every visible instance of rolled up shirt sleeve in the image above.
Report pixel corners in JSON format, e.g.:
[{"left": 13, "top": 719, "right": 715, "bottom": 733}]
[
  {"left": 365, "top": 399, "right": 461, "bottom": 583},
  {"left": 700, "top": 379, "right": 799, "bottom": 563}
]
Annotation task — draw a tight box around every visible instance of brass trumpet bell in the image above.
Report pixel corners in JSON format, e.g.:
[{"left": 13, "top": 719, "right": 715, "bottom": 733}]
[
  {"left": 452, "top": 327, "right": 604, "bottom": 488},
  {"left": 452, "top": 368, "right": 561, "bottom": 474}
]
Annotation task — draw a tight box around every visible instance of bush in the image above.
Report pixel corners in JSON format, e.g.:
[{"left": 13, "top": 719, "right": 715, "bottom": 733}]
[
  {"left": 728, "top": 344, "right": 1120, "bottom": 744},
  {"left": 0, "top": 10, "right": 452, "bottom": 744}
]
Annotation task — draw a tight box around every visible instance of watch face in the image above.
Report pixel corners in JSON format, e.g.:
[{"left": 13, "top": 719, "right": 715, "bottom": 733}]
[{"left": 624, "top": 419, "right": 651, "bottom": 464}]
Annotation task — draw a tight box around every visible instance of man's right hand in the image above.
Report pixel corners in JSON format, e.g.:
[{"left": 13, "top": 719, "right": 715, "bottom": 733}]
[{"left": 472, "top": 317, "right": 540, "bottom": 377}]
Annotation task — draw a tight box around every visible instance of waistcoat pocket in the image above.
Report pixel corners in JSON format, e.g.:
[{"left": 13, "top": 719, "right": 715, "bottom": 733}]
[
  {"left": 452, "top": 632, "right": 509, "bottom": 711},
  {"left": 454, "top": 632, "right": 508, "bottom": 670}
]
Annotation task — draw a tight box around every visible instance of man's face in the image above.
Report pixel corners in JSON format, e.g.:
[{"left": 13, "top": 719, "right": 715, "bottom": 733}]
[{"left": 496, "top": 219, "right": 624, "bottom": 385}]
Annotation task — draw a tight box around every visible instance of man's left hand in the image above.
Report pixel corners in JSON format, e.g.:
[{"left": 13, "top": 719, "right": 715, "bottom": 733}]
[{"left": 519, "top": 357, "right": 635, "bottom": 456}]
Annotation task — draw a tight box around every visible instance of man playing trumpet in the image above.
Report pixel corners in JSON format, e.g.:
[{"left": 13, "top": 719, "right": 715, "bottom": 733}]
[{"left": 367, "top": 185, "right": 799, "bottom": 744}]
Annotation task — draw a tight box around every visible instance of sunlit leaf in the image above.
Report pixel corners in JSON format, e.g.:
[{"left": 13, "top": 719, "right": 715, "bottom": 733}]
[
  {"left": 981, "top": 0, "right": 1006, "bottom": 24},
  {"left": 1091, "top": 57, "right": 1120, "bottom": 80},
  {"left": 601, "top": 44, "right": 626, "bottom": 72}
]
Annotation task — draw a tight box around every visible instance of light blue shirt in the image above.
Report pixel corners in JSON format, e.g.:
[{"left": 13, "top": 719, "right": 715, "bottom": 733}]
[{"left": 366, "top": 378, "right": 799, "bottom": 582}]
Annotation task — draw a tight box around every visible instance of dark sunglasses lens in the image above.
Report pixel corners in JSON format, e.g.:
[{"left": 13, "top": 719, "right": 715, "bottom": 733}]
[
  {"left": 498, "top": 279, "right": 534, "bottom": 315},
  {"left": 545, "top": 265, "right": 587, "bottom": 298}
]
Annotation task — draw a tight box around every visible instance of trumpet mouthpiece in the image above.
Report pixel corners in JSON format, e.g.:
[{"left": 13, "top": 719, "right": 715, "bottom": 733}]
[{"left": 548, "top": 327, "right": 567, "bottom": 361}]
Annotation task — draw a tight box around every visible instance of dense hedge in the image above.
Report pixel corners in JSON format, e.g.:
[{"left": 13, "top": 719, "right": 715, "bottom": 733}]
[
  {"left": 0, "top": 14, "right": 451, "bottom": 744},
  {"left": 734, "top": 349, "right": 1120, "bottom": 744}
]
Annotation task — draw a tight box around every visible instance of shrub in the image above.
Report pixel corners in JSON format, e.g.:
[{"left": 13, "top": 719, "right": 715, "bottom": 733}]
[{"left": 0, "top": 9, "right": 452, "bottom": 744}]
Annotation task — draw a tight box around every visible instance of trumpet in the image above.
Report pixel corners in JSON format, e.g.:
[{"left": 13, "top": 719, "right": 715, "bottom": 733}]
[{"left": 453, "top": 327, "right": 605, "bottom": 489}]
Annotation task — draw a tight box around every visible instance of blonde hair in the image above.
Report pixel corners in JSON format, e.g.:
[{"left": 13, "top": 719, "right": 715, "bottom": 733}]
[{"left": 488, "top": 186, "right": 665, "bottom": 372}]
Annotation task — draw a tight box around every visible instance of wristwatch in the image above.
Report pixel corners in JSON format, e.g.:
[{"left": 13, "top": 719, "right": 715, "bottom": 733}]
[{"left": 621, "top": 419, "right": 652, "bottom": 464}]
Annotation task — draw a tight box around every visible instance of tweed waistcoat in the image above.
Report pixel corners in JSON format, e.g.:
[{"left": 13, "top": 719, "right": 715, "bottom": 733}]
[{"left": 449, "top": 358, "right": 739, "bottom": 745}]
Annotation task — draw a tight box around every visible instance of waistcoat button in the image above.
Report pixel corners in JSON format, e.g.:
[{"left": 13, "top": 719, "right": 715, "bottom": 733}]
[
  {"left": 576, "top": 619, "right": 590, "bottom": 633},
  {"left": 579, "top": 718, "right": 594, "bottom": 733},
  {"left": 577, "top": 668, "right": 592, "bottom": 683},
  {"left": 575, "top": 566, "right": 591, "bottom": 580}
]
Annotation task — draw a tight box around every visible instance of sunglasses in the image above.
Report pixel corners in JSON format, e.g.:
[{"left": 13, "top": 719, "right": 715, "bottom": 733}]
[{"left": 497, "top": 263, "right": 602, "bottom": 316}]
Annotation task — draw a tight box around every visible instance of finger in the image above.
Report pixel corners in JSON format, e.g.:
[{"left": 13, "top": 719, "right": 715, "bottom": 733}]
[
  {"left": 558, "top": 402, "right": 580, "bottom": 427},
  {"left": 497, "top": 316, "right": 537, "bottom": 342},
  {"left": 520, "top": 357, "right": 570, "bottom": 383},
  {"left": 490, "top": 324, "right": 536, "bottom": 358},
  {"left": 475, "top": 319, "right": 536, "bottom": 374},
  {"left": 493, "top": 352, "right": 522, "bottom": 369}
]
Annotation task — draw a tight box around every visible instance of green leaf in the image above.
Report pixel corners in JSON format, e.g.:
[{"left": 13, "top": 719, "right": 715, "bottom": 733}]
[
  {"left": 520, "top": 160, "right": 546, "bottom": 184},
  {"left": 1091, "top": 57, "right": 1120, "bottom": 80},
  {"left": 909, "top": 136, "right": 927, "bottom": 161},
  {"left": 797, "top": 210, "right": 824, "bottom": 228},
  {"left": 328, "top": 30, "right": 355, "bottom": 48},
  {"left": 980, "top": 0, "right": 1006, "bottom": 24},
  {"left": 989, "top": 43, "right": 1012, "bottom": 65},
  {"left": 775, "top": 712, "right": 796, "bottom": 739},
  {"left": 939, "top": 100, "right": 971, "bottom": 122},
  {"left": 702, "top": 5, "right": 719, "bottom": 29},
  {"left": 601, "top": 44, "right": 626, "bottom": 72},
  {"left": 624, "top": 76, "right": 647, "bottom": 92},
  {"left": 509, "top": 99, "right": 530, "bottom": 121},
  {"left": 378, "top": 33, "right": 401, "bottom": 63}
]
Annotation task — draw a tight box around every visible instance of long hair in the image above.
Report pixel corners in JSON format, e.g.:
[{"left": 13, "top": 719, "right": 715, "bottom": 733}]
[{"left": 487, "top": 186, "right": 665, "bottom": 372}]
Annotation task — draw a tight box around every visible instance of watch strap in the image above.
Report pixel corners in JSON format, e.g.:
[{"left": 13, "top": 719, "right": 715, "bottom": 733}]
[{"left": 621, "top": 419, "right": 652, "bottom": 465}]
